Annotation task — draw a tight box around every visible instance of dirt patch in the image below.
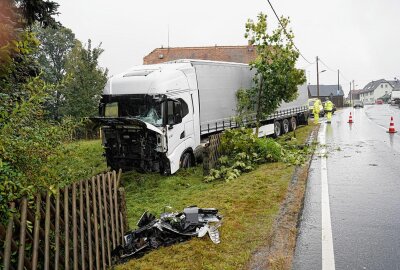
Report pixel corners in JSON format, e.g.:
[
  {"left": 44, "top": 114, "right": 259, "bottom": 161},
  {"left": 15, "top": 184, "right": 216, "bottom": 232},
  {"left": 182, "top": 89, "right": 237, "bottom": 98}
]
[{"left": 247, "top": 124, "right": 319, "bottom": 270}]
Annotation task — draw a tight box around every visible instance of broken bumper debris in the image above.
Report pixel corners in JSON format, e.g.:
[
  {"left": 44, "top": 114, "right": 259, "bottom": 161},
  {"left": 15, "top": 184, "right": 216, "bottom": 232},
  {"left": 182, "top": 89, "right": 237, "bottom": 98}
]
[{"left": 112, "top": 206, "right": 222, "bottom": 262}]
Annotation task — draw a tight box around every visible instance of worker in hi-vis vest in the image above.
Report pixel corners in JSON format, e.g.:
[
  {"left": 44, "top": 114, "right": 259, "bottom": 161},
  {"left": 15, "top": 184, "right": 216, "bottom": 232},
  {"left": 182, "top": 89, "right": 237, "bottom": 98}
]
[
  {"left": 313, "top": 99, "right": 321, "bottom": 124},
  {"left": 324, "top": 97, "right": 334, "bottom": 123}
]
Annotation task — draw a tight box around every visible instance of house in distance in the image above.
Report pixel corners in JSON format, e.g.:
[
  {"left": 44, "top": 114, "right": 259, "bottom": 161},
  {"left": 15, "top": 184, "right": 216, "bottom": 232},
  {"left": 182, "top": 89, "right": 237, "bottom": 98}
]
[
  {"left": 307, "top": 85, "right": 345, "bottom": 107},
  {"left": 143, "top": 45, "right": 257, "bottom": 65}
]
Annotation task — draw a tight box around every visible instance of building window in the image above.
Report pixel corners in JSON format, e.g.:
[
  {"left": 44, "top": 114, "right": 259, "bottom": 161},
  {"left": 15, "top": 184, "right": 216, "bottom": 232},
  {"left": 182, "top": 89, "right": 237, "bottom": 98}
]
[
  {"left": 385, "top": 84, "right": 388, "bottom": 88},
  {"left": 381, "top": 85, "right": 383, "bottom": 88}
]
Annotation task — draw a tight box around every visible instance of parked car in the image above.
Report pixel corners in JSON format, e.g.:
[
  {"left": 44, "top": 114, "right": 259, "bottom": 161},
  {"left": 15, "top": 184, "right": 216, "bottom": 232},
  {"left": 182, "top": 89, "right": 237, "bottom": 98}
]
[
  {"left": 376, "top": 99, "right": 384, "bottom": 105},
  {"left": 308, "top": 98, "right": 325, "bottom": 117},
  {"left": 353, "top": 100, "right": 364, "bottom": 108}
]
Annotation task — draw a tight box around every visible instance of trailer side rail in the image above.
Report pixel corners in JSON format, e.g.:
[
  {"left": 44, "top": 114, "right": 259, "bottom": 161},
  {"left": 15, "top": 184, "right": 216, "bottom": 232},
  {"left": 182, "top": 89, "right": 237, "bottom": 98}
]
[{"left": 200, "top": 106, "right": 308, "bottom": 136}]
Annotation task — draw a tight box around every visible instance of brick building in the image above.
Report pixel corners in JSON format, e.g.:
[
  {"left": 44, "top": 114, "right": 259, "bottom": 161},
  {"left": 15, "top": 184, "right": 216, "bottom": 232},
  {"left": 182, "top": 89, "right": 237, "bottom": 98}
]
[{"left": 143, "top": 45, "right": 257, "bottom": 65}]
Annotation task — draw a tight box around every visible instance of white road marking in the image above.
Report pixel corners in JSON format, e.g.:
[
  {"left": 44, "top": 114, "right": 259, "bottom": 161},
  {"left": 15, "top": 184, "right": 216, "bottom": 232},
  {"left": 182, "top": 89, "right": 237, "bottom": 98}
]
[{"left": 319, "top": 123, "right": 336, "bottom": 270}]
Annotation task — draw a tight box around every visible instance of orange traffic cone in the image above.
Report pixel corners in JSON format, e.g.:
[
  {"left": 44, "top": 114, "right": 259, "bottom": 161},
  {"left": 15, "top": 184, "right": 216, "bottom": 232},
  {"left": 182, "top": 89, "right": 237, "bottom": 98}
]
[
  {"left": 347, "top": 112, "right": 353, "bottom": 124},
  {"left": 387, "top": 116, "right": 397, "bottom": 133}
]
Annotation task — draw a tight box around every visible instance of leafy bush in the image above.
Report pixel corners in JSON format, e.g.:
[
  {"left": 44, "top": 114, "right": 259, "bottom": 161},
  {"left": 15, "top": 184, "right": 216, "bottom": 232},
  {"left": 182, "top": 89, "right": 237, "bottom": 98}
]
[
  {"left": 205, "top": 128, "right": 282, "bottom": 182},
  {"left": 256, "top": 137, "right": 282, "bottom": 162},
  {"left": 0, "top": 77, "right": 74, "bottom": 222},
  {"left": 205, "top": 127, "right": 314, "bottom": 182}
]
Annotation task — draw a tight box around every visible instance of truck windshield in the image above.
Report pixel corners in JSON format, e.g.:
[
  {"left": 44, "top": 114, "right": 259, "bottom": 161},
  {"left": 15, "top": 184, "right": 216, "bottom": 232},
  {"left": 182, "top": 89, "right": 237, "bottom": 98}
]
[{"left": 101, "top": 95, "right": 165, "bottom": 127}]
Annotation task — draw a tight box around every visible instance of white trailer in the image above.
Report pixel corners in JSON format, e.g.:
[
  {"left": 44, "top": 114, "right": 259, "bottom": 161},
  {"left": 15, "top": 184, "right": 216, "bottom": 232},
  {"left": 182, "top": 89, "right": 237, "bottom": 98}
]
[
  {"left": 390, "top": 90, "right": 400, "bottom": 105},
  {"left": 92, "top": 60, "right": 309, "bottom": 174}
]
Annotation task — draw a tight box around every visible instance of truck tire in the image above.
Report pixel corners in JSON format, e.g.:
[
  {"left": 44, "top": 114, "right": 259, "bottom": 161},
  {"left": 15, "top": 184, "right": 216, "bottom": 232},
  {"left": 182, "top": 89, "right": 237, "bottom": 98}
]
[
  {"left": 274, "top": 121, "right": 282, "bottom": 138},
  {"left": 282, "top": 119, "right": 290, "bottom": 134},
  {"left": 180, "top": 152, "right": 194, "bottom": 169},
  {"left": 290, "top": 116, "right": 297, "bottom": 131}
]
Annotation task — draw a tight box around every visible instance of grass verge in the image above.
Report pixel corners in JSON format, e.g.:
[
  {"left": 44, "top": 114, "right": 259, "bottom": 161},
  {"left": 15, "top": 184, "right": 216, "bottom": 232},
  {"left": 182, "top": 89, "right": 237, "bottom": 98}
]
[
  {"left": 46, "top": 139, "right": 107, "bottom": 186},
  {"left": 117, "top": 123, "right": 315, "bottom": 270}
]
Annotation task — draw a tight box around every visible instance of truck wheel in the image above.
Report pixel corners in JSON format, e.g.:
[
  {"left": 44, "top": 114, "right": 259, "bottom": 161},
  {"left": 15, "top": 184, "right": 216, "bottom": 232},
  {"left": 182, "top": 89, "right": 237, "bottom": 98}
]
[
  {"left": 180, "top": 152, "right": 194, "bottom": 169},
  {"left": 274, "top": 121, "right": 282, "bottom": 138},
  {"left": 282, "top": 119, "right": 290, "bottom": 134},
  {"left": 290, "top": 116, "right": 297, "bottom": 131}
]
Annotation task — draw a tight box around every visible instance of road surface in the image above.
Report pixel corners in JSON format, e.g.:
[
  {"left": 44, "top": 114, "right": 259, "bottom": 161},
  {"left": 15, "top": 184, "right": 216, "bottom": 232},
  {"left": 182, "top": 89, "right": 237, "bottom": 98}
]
[{"left": 293, "top": 104, "right": 400, "bottom": 270}]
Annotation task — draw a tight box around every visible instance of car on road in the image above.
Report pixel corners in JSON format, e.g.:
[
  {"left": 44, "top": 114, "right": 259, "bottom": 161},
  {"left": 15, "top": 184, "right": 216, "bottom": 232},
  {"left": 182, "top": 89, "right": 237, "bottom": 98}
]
[
  {"left": 375, "top": 99, "right": 384, "bottom": 105},
  {"left": 353, "top": 100, "right": 364, "bottom": 108},
  {"left": 308, "top": 98, "right": 325, "bottom": 117}
]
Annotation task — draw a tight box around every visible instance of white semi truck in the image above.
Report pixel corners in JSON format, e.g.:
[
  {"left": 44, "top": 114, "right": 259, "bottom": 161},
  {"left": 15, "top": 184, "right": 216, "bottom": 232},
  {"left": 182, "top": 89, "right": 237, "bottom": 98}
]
[
  {"left": 91, "top": 60, "right": 309, "bottom": 174},
  {"left": 390, "top": 90, "right": 400, "bottom": 105}
]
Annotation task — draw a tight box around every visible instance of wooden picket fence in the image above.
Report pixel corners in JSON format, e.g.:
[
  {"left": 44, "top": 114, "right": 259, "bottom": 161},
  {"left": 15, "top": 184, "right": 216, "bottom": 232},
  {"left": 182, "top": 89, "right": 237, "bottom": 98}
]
[
  {"left": 203, "top": 133, "right": 223, "bottom": 175},
  {"left": 0, "top": 170, "right": 128, "bottom": 270}
]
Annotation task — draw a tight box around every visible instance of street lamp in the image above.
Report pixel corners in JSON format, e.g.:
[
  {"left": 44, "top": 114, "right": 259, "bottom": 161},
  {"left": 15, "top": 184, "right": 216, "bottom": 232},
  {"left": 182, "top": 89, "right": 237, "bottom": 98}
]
[{"left": 317, "top": 68, "right": 326, "bottom": 99}]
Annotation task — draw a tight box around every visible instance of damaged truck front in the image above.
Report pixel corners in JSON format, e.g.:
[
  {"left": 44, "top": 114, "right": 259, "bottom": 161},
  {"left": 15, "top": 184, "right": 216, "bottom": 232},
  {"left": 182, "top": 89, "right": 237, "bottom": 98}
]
[
  {"left": 91, "top": 64, "right": 198, "bottom": 174},
  {"left": 94, "top": 94, "right": 170, "bottom": 173}
]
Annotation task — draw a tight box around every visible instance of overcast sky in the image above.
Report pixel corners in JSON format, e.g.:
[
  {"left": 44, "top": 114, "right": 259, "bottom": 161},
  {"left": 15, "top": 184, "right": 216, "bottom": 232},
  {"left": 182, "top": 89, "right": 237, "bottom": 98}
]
[{"left": 56, "top": 0, "right": 400, "bottom": 93}]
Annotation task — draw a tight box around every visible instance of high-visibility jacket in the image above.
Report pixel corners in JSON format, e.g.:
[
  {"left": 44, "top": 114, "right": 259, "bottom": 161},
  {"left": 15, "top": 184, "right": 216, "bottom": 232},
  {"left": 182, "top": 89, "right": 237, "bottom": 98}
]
[
  {"left": 324, "top": 101, "right": 333, "bottom": 112},
  {"left": 313, "top": 99, "right": 321, "bottom": 113}
]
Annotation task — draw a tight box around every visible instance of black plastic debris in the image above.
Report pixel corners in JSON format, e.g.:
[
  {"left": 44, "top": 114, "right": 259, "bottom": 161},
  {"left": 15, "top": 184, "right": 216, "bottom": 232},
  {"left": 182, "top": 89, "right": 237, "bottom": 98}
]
[{"left": 112, "top": 206, "right": 222, "bottom": 262}]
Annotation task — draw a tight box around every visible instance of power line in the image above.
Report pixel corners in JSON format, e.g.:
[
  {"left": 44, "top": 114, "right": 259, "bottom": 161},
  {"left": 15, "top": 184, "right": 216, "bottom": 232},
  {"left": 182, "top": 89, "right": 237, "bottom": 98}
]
[
  {"left": 266, "top": 0, "right": 313, "bottom": 64},
  {"left": 318, "top": 58, "right": 337, "bottom": 73},
  {"left": 319, "top": 57, "right": 353, "bottom": 84},
  {"left": 299, "top": 61, "right": 316, "bottom": 70}
]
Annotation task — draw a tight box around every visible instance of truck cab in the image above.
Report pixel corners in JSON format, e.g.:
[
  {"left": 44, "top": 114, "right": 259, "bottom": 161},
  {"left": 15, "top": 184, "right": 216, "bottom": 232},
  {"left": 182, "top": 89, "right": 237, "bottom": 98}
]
[{"left": 92, "top": 63, "right": 199, "bottom": 174}]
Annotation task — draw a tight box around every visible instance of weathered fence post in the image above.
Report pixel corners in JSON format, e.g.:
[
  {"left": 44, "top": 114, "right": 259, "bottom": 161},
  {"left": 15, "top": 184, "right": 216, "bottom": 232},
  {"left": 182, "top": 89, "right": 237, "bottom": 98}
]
[{"left": 0, "top": 170, "right": 128, "bottom": 269}]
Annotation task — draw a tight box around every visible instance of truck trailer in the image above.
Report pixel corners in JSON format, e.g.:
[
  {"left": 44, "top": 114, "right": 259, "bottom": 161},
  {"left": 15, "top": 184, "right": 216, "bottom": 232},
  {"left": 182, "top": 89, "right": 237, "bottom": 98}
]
[
  {"left": 91, "top": 60, "right": 309, "bottom": 174},
  {"left": 390, "top": 90, "right": 400, "bottom": 105}
]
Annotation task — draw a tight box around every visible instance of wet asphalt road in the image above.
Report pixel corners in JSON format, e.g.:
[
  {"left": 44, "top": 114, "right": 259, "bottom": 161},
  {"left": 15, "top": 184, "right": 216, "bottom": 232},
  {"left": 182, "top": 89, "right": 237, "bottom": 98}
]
[{"left": 293, "top": 105, "right": 400, "bottom": 270}]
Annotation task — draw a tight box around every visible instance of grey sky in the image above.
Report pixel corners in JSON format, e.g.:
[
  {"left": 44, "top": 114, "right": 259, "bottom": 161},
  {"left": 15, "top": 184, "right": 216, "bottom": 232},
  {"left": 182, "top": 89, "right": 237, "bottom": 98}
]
[{"left": 56, "top": 0, "right": 400, "bottom": 93}]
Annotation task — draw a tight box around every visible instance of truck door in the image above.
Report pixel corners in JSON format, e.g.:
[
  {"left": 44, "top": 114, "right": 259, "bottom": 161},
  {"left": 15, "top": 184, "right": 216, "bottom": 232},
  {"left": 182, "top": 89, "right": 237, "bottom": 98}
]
[{"left": 166, "top": 99, "right": 186, "bottom": 168}]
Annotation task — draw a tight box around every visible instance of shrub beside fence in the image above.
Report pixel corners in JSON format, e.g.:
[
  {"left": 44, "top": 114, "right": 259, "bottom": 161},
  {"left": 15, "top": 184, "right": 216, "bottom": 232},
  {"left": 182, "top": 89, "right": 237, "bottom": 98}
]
[{"left": 0, "top": 170, "right": 127, "bottom": 270}]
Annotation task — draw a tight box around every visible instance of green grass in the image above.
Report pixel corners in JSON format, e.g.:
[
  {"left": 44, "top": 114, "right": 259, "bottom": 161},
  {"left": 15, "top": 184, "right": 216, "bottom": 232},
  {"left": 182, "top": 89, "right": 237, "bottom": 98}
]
[
  {"left": 117, "top": 123, "right": 315, "bottom": 270},
  {"left": 45, "top": 139, "right": 107, "bottom": 186}
]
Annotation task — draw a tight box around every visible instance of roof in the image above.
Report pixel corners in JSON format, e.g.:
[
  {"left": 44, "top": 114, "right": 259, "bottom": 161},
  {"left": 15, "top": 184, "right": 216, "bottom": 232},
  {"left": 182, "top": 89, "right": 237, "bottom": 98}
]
[
  {"left": 143, "top": 45, "right": 257, "bottom": 65},
  {"left": 308, "top": 85, "right": 345, "bottom": 97},
  {"left": 360, "top": 79, "right": 393, "bottom": 94}
]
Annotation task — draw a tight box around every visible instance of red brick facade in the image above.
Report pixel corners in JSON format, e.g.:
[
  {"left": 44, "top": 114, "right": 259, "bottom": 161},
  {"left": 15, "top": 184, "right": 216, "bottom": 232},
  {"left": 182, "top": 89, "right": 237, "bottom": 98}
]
[{"left": 143, "top": 45, "right": 257, "bottom": 65}]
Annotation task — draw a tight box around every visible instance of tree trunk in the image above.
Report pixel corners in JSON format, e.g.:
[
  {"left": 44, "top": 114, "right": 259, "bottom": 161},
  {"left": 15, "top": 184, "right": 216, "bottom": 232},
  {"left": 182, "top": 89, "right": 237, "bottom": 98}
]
[{"left": 255, "top": 76, "right": 264, "bottom": 135}]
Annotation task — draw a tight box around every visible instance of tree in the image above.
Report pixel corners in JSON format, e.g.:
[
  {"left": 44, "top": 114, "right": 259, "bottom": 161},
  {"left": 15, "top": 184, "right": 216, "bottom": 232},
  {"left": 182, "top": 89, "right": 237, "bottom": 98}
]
[
  {"left": 33, "top": 24, "right": 76, "bottom": 119},
  {"left": 60, "top": 40, "right": 108, "bottom": 119},
  {"left": 242, "top": 13, "right": 306, "bottom": 134},
  {"left": 0, "top": 0, "right": 59, "bottom": 93}
]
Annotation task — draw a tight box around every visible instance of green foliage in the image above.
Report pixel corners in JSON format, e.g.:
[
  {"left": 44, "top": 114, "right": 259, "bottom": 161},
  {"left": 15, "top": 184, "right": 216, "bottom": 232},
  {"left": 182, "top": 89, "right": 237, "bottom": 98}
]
[
  {"left": 0, "top": 77, "right": 74, "bottom": 222},
  {"left": 243, "top": 13, "right": 306, "bottom": 132},
  {"left": 0, "top": 162, "right": 27, "bottom": 222},
  {"left": 60, "top": 40, "right": 108, "bottom": 119},
  {"left": 205, "top": 125, "right": 314, "bottom": 182},
  {"left": 256, "top": 137, "right": 282, "bottom": 162},
  {"left": 0, "top": 0, "right": 59, "bottom": 83},
  {"left": 0, "top": 30, "right": 40, "bottom": 94},
  {"left": 280, "top": 141, "right": 315, "bottom": 166},
  {"left": 32, "top": 23, "right": 76, "bottom": 119},
  {"left": 206, "top": 128, "right": 283, "bottom": 182},
  {"left": 15, "top": 0, "right": 59, "bottom": 27},
  {"left": 235, "top": 88, "right": 255, "bottom": 125}
]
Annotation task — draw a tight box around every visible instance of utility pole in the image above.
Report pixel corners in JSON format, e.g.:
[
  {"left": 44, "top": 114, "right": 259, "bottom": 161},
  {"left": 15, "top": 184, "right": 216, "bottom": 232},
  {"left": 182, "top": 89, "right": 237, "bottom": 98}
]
[
  {"left": 337, "top": 69, "right": 340, "bottom": 106},
  {"left": 316, "top": 56, "right": 320, "bottom": 99},
  {"left": 350, "top": 82, "right": 352, "bottom": 105}
]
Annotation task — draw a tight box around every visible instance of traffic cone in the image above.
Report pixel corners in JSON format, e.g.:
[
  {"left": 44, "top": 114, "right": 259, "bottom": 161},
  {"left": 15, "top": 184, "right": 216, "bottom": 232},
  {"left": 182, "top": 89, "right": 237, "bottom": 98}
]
[
  {"left": 347, "top": 112, "right": 353, "bottom": 124},
  {"left": 387, "top": 116, "right": 397, "bottom": 133}
]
